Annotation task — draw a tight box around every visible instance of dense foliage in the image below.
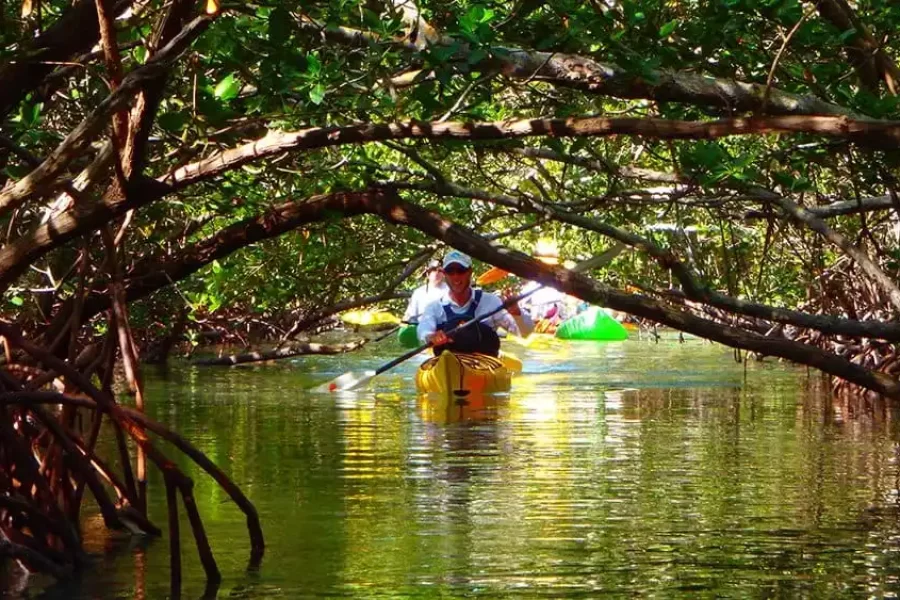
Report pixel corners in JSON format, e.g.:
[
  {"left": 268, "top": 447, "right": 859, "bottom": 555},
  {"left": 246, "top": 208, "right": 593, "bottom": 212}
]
[
  {"left": 1, "top": 0, "right": 898, "bottom": 335},
  {"left": 4, "top": 0, "right": 900, "bottom": 588}
]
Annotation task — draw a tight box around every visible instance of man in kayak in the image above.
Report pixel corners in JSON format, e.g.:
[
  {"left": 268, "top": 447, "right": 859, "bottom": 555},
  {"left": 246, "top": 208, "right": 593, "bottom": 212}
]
[
  {"left": 403, "top": 259, "right": 448, "bottom": 324},
  {"left": 519, "top": 239, "right": 579, "bottom": 333},
  {"left": 418, "top": 250, "right": 534, "bottom": 357}
]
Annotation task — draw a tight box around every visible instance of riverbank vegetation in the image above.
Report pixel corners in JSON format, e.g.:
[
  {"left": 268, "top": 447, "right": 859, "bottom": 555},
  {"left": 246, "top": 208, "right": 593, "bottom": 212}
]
[{"left": 4, "top": 0, "right": 900, "bottom": 590}]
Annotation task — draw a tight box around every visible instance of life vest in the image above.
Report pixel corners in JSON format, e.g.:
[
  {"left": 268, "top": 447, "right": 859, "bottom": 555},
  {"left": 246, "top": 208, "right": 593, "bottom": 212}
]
[{"left": 435, "top": 290, "right": 500, "bottom": 357}]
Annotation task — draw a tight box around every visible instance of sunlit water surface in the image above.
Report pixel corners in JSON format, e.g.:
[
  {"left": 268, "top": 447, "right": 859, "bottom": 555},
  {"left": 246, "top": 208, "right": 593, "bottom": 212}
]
[{"left": 14, "top": 334, "right": 900, "bottom": 598}]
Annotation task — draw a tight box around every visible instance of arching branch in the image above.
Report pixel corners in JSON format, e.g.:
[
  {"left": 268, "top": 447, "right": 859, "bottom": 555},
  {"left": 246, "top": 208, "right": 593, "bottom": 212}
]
[
  {"left": 0, "top": 0, "right": 132, "bottom": 120},
  {"left": 297, "top": 17, "right": 856, "bottom": 117},
  {"left": 7, "top": 113, "right": 900, "bottom": 293},
  {"left": 394, "top": 179, "right": 900, "bottom": 342},
  {"left": 32, "top": 186, "right": 900, "bottom": 398},
  {"left": 0, "top": 14, "right": 214, "bottom": 217}
]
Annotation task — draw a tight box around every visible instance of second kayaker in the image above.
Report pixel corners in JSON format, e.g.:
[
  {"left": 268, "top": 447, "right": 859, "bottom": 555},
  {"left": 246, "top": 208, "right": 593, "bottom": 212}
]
[
  {"left": 417, "top": 250, "right": 534, "bottom": 356},
  {"left": 403, "top": 259, "right": 448, "bottom": 324}
]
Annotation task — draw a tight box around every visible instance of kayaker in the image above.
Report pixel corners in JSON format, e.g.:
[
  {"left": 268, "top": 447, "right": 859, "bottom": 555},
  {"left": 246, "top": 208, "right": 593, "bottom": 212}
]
[
  {"left": 520, "top": 239, "right": 574, "bottom": 332},
  {"left": 418, "top": 250, "right": 534, "bottom": 356},
  {"left": 403, "top": 259, "right": 448, "bottom": 324}
]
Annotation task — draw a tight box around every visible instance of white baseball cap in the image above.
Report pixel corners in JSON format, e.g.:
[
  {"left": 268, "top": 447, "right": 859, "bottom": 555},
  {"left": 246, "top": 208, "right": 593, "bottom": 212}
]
[{"left": 442, "top": 250, "right": 473, "bottom": 270}]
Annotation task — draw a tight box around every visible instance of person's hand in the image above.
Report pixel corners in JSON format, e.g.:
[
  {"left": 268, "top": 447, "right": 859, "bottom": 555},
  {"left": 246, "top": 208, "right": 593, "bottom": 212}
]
[
  {"left": 501, "top": 289, "right": 522, "bottom": 316},
  {"left": 427, "top": 331, "right": 452, "bottom": 346}
]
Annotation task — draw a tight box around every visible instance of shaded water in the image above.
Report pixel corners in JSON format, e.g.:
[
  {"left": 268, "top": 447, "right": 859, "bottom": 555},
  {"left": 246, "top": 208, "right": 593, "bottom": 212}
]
[{"left": 18, "top": 335, "right": 900, "bottom": 597}]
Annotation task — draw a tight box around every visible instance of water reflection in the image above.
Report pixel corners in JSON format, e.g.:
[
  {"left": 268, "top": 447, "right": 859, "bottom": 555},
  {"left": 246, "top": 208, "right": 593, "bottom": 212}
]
[
  {"left": 25, "top": 338, "right": 900, "bottom": 597},
  {"left": 417, "top": 392, "right": 504, "bottom": 424}
]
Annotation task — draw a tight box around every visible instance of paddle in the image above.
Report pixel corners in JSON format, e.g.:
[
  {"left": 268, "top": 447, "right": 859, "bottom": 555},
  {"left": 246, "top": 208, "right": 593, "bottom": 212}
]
[
  {"left": 313, "top": 244, "right": 628, "bottom": 393},
  {"left": 476, "top": 266, "right": 510, "bottom": 286},
  {"left": 312, "top": 296, "right": 528, "bottom": 392}
]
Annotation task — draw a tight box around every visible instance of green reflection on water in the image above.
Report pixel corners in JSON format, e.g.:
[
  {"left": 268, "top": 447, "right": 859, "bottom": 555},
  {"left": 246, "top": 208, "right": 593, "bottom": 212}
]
[{"left": 26, "top": 336, "right": 900, "bottom": 598}]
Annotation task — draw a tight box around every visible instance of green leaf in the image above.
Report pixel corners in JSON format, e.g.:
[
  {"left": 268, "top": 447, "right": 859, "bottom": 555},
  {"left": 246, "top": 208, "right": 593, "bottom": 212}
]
[
  {"left": 838, "top": 28, "right": 857, "bottom": 42},
  {"left": 462, "top": 6, "right": 483, "bottom": 29},
  {"left": 158, "top": 111, "right": 187, "bottom": 132},
  {"left": 133, "top": 46, "right": 148, "bottom": 64},
  {"left": 429, "top": 44, "right": 459, "bottom": 63},
  {"left": 9, "top": 296, "right": 23, "bottom": 307},
  {"left": 570, "top": 138, "right": 590, "bottom": 154},
  {"left": 306, "top": 53, "right": 322, "bottom": 76},
  {"left": 659, "top": 20, "right": 677, "bottom": 37},
  {"left": 468, "top": 47, "right": 488, "bottom": 65},
  {"left": 268, "top": 7, "right": 291, "bottom": 45},
  {"left": 24, "top": 102, "right": 42, "bottom": 127},
  {"left": 309, "top": 83, "right": 326, "bottom": 105},
  {"left": 214, "top": 73, "right": 241, "bottom": 101},
  {"left": 546, "top": 138, "right": 566, "bottom": 155}
]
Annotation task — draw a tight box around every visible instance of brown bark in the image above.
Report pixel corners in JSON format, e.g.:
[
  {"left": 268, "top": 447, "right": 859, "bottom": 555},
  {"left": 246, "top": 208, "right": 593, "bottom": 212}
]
[
  {"left": 507, "top": 147, "right": 685, "bottom": 184},
  {"left": 0, "top": 326, "right": 230, "bottom": 582},
  {"left": 1, "top": 390, "right": 263, "bottom": 564},
  {"left": 298, "top": 18, "right": 854, "bottom": 117},
  {"left": 7, "top": 113, "right": 900, "bottom": 294},
  {"left": 813, "top": 0, "right": 900, "bottom": 95},
  {"left": 164, "top": 116, "right": 900, "bottom": 194},
  {"left": 745, "top": 194, "right": 897, "bottom": 219},
  {"left": 15, "top": 183, "right": 900, "bottom": 398},
  {"left": 31, "top": 186, "right": 895, "bottom": 398},
  {"left": 94, "top": 0, "right": 127, "bottom": 142},
  {"left": 192, "top": 340, "right": 370, "bottom": 366},
  {"left": 117, "top": 405, "right": 264, "bottom": 563},
  {"left": 398, "top": 179, "right": 900, "bottom": 342},
  {"left": 0, "top": 14, "right": 214, "bottom": 217},
  {"left": 774, "top": 197, "right": 900, "bottom": 312},
  {"left": 0, "top": 175, "right": 172, "bottom": 293},
  {"left": 102, "top": 228, "right": 148, "bottom": 513},
  {"left": 0, "top": 0, "right": 131, "bottom": 120},
  {"left": 122, "top": 0, "right": 201, "bottom": 182},
  {"left": 370, "top": 192, "right": 900, "bottom": 399}
]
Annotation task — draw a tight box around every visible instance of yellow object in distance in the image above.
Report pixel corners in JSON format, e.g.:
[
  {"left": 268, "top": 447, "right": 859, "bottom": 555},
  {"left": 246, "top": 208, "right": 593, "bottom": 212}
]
[{"left": 340, "top": 310, "right": 401, "bottom": 326}]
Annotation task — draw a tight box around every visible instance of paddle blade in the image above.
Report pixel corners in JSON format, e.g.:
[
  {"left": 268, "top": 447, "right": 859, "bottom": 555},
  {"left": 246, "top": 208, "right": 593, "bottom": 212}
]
[
  {"left": 312, "top": 370, "right": 377, "bottom": 392},
  {"left": 477, "top": 266, "right": 510, "bottom": 285}
]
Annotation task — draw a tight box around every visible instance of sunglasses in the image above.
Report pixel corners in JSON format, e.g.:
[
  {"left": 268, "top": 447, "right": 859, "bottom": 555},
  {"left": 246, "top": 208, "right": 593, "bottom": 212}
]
[{"left": 443, "top": 265, "right": 471, "bottom": 275}]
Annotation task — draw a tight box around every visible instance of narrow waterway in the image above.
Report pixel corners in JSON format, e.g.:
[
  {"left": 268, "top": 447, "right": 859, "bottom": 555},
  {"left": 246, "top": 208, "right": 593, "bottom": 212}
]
[{"left": 24, "top": 334, "right": 900, "bottom": 597}]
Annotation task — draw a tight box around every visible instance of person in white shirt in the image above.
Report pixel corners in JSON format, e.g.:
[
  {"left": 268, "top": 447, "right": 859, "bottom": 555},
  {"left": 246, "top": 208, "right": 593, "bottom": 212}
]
[
  {"left": 521, "top": 280, "right": 567, "bottom": 321},
  {"left": 519, "top": 239, "right": 578, "bottom": 332},
  {"left": 417, "top": 250, "right": 534, "bottom": 356},
  {"left": 403, "top": 259, "right": 448, "bottom": 324}
]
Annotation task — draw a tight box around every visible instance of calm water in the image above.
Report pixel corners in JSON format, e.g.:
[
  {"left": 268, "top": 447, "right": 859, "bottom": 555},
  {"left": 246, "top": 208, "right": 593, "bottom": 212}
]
[{"left": 16, "top": 334, "right": 900, "bottom": 598}]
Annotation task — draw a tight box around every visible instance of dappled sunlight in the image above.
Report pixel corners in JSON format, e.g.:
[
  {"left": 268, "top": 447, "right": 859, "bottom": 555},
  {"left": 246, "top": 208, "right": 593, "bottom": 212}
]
[
  {"left": 52, "top": 337, "right": 898, "bottom": 596},
  {"left": 6, "top": 0, "right": 900, "bottom": 594}
]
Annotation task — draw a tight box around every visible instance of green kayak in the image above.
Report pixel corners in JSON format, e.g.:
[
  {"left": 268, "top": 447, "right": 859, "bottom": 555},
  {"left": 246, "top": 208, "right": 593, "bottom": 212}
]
[
  {"left": 397, "top": 323, "right": 420, "bottom": 348},
  {"left": 555, "top": 307, "right": 629, "bottom": 341}
]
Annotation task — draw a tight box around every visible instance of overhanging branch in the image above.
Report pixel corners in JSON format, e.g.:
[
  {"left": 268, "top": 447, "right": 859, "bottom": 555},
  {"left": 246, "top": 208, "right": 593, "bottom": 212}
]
[
  {"left": 7, "top": 112, "right": 900, "bottom": 293},
  {"left": 37, "top": 185, "right": 900, "bottom": 398},
  {"left": 399, "top": 179, "right": 900, "bottom": 342},
  {"left": 297, "top": 18, "right": 856, "bottom": 117}
]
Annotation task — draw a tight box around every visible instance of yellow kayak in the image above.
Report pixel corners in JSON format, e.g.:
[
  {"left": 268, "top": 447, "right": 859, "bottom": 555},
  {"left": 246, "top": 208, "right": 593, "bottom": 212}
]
[
  {"left": 415, "top": 351, "right": 522, "bottom": 396},
  {"left": 505, "top": 332, "right": 562, "bottom": 349},
  {"left": 418, "top": 392, "right": 500, "bottom": 424}
]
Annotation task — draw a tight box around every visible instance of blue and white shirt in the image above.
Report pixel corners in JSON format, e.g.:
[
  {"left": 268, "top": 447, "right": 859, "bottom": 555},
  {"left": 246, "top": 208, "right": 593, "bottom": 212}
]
[{"left": 417, "top": 288, "right": 534, "bottom": 343}]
